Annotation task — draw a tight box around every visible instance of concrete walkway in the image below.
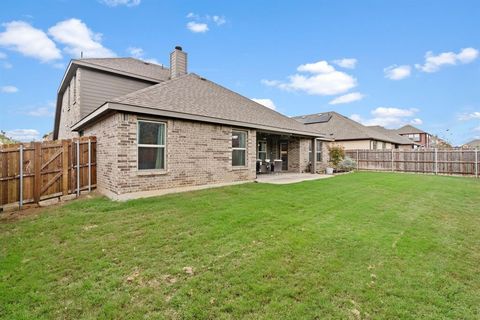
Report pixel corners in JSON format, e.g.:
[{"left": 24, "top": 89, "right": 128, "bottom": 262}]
[{"left": 255, "top": 173, "right": 333, "bottom": 185}]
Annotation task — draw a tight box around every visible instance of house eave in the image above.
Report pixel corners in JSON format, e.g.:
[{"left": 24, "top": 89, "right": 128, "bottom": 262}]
[{"left": 71, "top": 102, "right": 331, "bottom": 140}]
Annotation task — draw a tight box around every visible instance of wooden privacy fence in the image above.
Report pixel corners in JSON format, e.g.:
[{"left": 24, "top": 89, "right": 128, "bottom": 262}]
[
  {"left": 345, "top": 149, "right": 479, "bottom": 177},
  {"left": 0, "top": 137, "right": 96, "bottom": 209}
]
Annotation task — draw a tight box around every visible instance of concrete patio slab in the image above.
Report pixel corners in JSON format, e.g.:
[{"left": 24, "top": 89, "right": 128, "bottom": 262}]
[{"left": 255, "top": 173, "right": 333, "bottom": 185}]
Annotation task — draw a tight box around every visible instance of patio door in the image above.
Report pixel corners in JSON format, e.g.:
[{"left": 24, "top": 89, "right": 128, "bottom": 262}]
[{"left": 280, "top": 141, "right": 288, "bottom": 170}]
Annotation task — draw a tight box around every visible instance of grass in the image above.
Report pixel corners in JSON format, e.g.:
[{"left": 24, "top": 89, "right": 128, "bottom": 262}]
[{"left": 1, "top": 172, "right": 479, "bottom": 319}]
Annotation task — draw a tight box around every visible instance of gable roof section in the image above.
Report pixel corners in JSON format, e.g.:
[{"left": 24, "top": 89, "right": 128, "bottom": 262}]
[
  {"left": 464, "top": 139, "right": 480, "bottom": 148},
  {"left": 367, "top": 125, "right": 419, "bottom": 145},
  {"left": 293, "top": 112, "right": 415, "bottom": 145},
  {"left": 395, "top": 124, "right": 425, "bottom": 134},
  {"left": 73, "top": 73, "right": 328, "bottom": 138},
  {"left": 74, "top": 58, "right": 170, "bottom": 82},
  {"left": 54, "top": 57, "right": 170, "bottom": 139}
]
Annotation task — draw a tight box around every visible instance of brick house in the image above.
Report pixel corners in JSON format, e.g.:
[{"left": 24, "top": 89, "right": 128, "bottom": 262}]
[
  {"left": 395, "top": 125, "right": 432, "bottom": 148},
  {"left": 53, "top": 47, "right": 330, "bottom": 199},
  {"left": 293, "top": 112, "right": 417, "bottom": 150}
]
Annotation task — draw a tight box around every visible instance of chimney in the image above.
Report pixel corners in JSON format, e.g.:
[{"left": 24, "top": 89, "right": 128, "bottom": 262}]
[{"left": 170, "top": 46, "right": 187, "bottom": 79}]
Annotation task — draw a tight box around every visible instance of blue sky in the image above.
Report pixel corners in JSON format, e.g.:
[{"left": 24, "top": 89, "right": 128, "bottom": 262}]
[{"left": 1, "top": 0, "right": 479, "bottom": 145}]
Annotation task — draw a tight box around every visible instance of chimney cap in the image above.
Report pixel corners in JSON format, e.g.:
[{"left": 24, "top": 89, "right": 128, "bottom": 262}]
[{"left": 175, "top": 46, "right": 183, "bottom": 51}]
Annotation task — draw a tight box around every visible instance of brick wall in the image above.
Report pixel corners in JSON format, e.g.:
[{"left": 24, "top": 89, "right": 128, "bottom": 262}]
[{"left": 85, "top": 112, "right": 257, "bottom": 196}]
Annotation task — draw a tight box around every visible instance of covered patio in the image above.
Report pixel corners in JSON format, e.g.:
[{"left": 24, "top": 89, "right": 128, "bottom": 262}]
[{"left": 255, "top": 131, "right": 324, "bottom": 175}]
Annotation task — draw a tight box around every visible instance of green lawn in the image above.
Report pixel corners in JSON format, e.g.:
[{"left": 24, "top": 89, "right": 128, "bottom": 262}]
[{"left": 1, "top": 172, "right": 479, "bottom": 319}]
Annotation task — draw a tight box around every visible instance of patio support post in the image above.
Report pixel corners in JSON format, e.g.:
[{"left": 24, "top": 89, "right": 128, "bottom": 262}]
[
  {"left": 76, "top": 140, "right": 80, "bottom": 197},
  {"left": 88, "top": 138, "right": 91, "bottom": 192},
  {"left": 311, "top": 138, "right": 317, "bottom": 174}
]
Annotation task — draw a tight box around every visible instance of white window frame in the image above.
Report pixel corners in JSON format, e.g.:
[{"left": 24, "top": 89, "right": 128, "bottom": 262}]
[
  {"left": 316, "top": 140, "right": 322, "bottom": 162},
  {"left": 137, "top": 120, "right": 167, "bottom": 171},
  {"left": 258, "top": 140, "right": 267, "bottom": 161},
  {"left": 232, "top": 130, "right": 248, "bottom": 167}
]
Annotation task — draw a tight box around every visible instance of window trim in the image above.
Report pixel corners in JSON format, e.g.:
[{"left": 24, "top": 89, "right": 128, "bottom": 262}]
[
  {"left": 257, "top": 140, "right": 267, "bottom": 161},
  {"left": 137, "top": 119, "right": 167, "bottom": 172},
  {"left": 232, "top": 130, "right": 248, "bottom": 167},
  {"left": 315, "top": 140, "right": 322, "bottom": 162}
]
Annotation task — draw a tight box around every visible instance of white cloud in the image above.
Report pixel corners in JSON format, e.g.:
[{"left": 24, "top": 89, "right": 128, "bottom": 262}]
[
  {"left": 351, "top": 107, "right": 421, "bottom": 128},
  {"left": 372, "top": 107, "right": 418, "bottom": 118},
  {"left": 329, "top": 92, "right": 364, "bottom": 105},
  {"left": 126, "top": 46, "right": 161, "bottom": 65},
  {"left": 99, "top": 0, "right": 140, "bottom": 7},
  {"left": 1, "top": 85, "right": 18, "bottom": 93},
  {"left": 415, "top": 47, "right": 479, "bottom": 73},
  {"left": 24, "top": 102, "right": 55, "bottom": 117},
  {"left": 2, "top": 61, "right": 12, "bottom": 69},
  {"left": 186, "top": 21, "right": 209, "bottom": 33},
  {"left": 48, "top": 18, "right": 116, "bottom": 58},
  {"left": 251, "top": 98, "right": 276, "bottom": 110},
  {"left": 127, "top": 46, "right": 143, "bottom": 58},
  {"left": 473, "top": 126, "right": 480, "bottom": 132},
  {"left": 384, "top": 65, "right": 411, "bottom": 80},
  {"left": 297, "top": 60, "right": 335, "bottom": 73},
  {"left": 411, "top": 118, "right": 423, "bottom": 125},
  {"left": 264, "top": 60, "right": 357, "bottom": 96},
  {"left": 458, "top": 111, "right": 480, "bottom": 121},
  {"left": 186, "top": 12, "right": 199, "bottom": 19},
  {"left": 0, "top": 52, "right": 6, "bottom": 59},
  {"left": 333, "top": 58, "right": 357, "bottom": 69},
  {"left": 0, "top": 21, "right": 61, "bottom": 62},
  {"left": 5, "top": 129, "right": 40, "bottom": 142},
  {"left": 212, "top": 15, "right": 226, "bottom": 26}
]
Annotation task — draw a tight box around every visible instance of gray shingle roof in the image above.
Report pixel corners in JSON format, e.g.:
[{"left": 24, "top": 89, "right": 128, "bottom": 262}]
[
  {"left": 395, "top": 124, "right": 425, "bottom": 134},
  {"left": 108, "top": 73, "right": 325, "bottom": 137},
  {"left": 293, "top": 111, "right": 415, "bottom": 145},
  {"left": 367, "top": 125, "right": 418, "bottom": 145},
  {"left": 463, "top": 139, "right": 480, "bottom": 148},
  {"left": 75, "top": 58, "right": 170, "bottom": 82}
]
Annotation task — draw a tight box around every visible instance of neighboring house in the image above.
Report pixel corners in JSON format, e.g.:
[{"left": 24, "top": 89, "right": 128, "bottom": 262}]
[
  {"left": 293, "top": 112, "right": 417, "bottom": 150},
  {"left": 54, "top": 47, "right": 330, "bottom": 199},
  {"left": 462, "top": 139, "right": 480, "bottom": 149},
  {"left": 395, "top": 125, "right": 432, "bottom": 148}
]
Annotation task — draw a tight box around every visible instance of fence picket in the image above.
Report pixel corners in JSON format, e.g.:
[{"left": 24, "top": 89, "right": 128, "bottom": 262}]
[
  {"left": 0, "top": 137, "right": 96, "bottom": 209},
  {"left": 345, "top": 148, "right": 479, "bottom": 177}
]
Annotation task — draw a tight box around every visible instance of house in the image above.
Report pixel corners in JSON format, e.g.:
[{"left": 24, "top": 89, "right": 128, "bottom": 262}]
[
  {"left": 394, "top": 125, "right": 432, "bottom": 148},
  {"left": 53, "top": 47, "right": 330, "bottom": 199},
  {"left": 462, "top": 139, "right": 480, "bottom": 149},
  {"left": 292, "top": 111, "right": 417, "bottom": 150}
]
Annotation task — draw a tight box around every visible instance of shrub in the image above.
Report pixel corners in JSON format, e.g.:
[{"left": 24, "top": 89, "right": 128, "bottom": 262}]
[
  {"left": 338, "top": 157, "right": 357, "bottom": 171},
  {"left": 328, "top": 144, "right": 345, "bottom": 168}
]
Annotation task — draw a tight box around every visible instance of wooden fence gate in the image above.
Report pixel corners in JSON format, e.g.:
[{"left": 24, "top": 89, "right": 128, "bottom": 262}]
[{"left": 0, "top": 137, "right": 96, "bottom": 209}]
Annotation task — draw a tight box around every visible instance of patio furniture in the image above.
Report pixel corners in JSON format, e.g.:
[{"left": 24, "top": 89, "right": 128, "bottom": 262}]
[{"left": 274, "top": 159, "right": 283, "bottom": 172}]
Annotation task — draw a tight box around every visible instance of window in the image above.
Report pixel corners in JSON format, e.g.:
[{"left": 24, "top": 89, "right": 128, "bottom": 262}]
[
  {"left": 382, "top": 142, "right": 386, "bottom": 149},
  {"left": 407, "top": 133, "right": 421, "bottom": 142},
  {"left": 232, "top": 131, "right": 247, "bottom": 166},
  {"left": 316, "top": 140, "right": 323, "bottom": 162},
  {"left": 372, "top": 141, "right": 378, "bottom": 149},
  {"left": 308, "top": 140, "right": 312, "bottom": 161},
  {"left": 138, "top": 120, "right": 166, "bottom": 170},
  {"left": 258, "top": 140, "right": 267, "bottom": 161},
  {"left": 72, "top": 75, "right": 76, "bottom": 104}
]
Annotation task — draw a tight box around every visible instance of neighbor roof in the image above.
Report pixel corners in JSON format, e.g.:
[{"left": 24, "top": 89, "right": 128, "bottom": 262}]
[
  {"left": 367, "top": 126, "right": 419, "bottom": 145},
  {"left": 293, "top": 111, "right": 415, "bottom": 145},
  {"left": 73, "top": 73, "right": 329, "bottom": 138},
  {"left": 395, "top": 124, "right": 425, "bottom": 135},
  {"left": 463, "top": 139, "right": 480, "bottom": 148}
]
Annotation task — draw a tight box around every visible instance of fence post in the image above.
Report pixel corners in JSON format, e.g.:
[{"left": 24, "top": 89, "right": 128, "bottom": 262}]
[
  {"left": 33, "top": 142, "right": 41, "bottom": 204},
  {"left": 62, "top": 140, "right": 69, "bottom": 195},
  {"left": 19, "top": 144, "right": 23, "bottom": 209},
  {"left": 356, "top": 149, "right": 359, "bottom": 170},
  {"left": 391, "top": 149, "right": 394, "bottom": 172},
  {"left": 475, "top": 149, "right": 478, "bottom": 178},
  {"left": 76, "top": 140, "right": 80, "bottom": 197},
  {"left": 88, "top": 138, "right": 91, "bottom": 192},
  {"left": 434, "top": 148, "right": 438, "bottom": 175}
]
